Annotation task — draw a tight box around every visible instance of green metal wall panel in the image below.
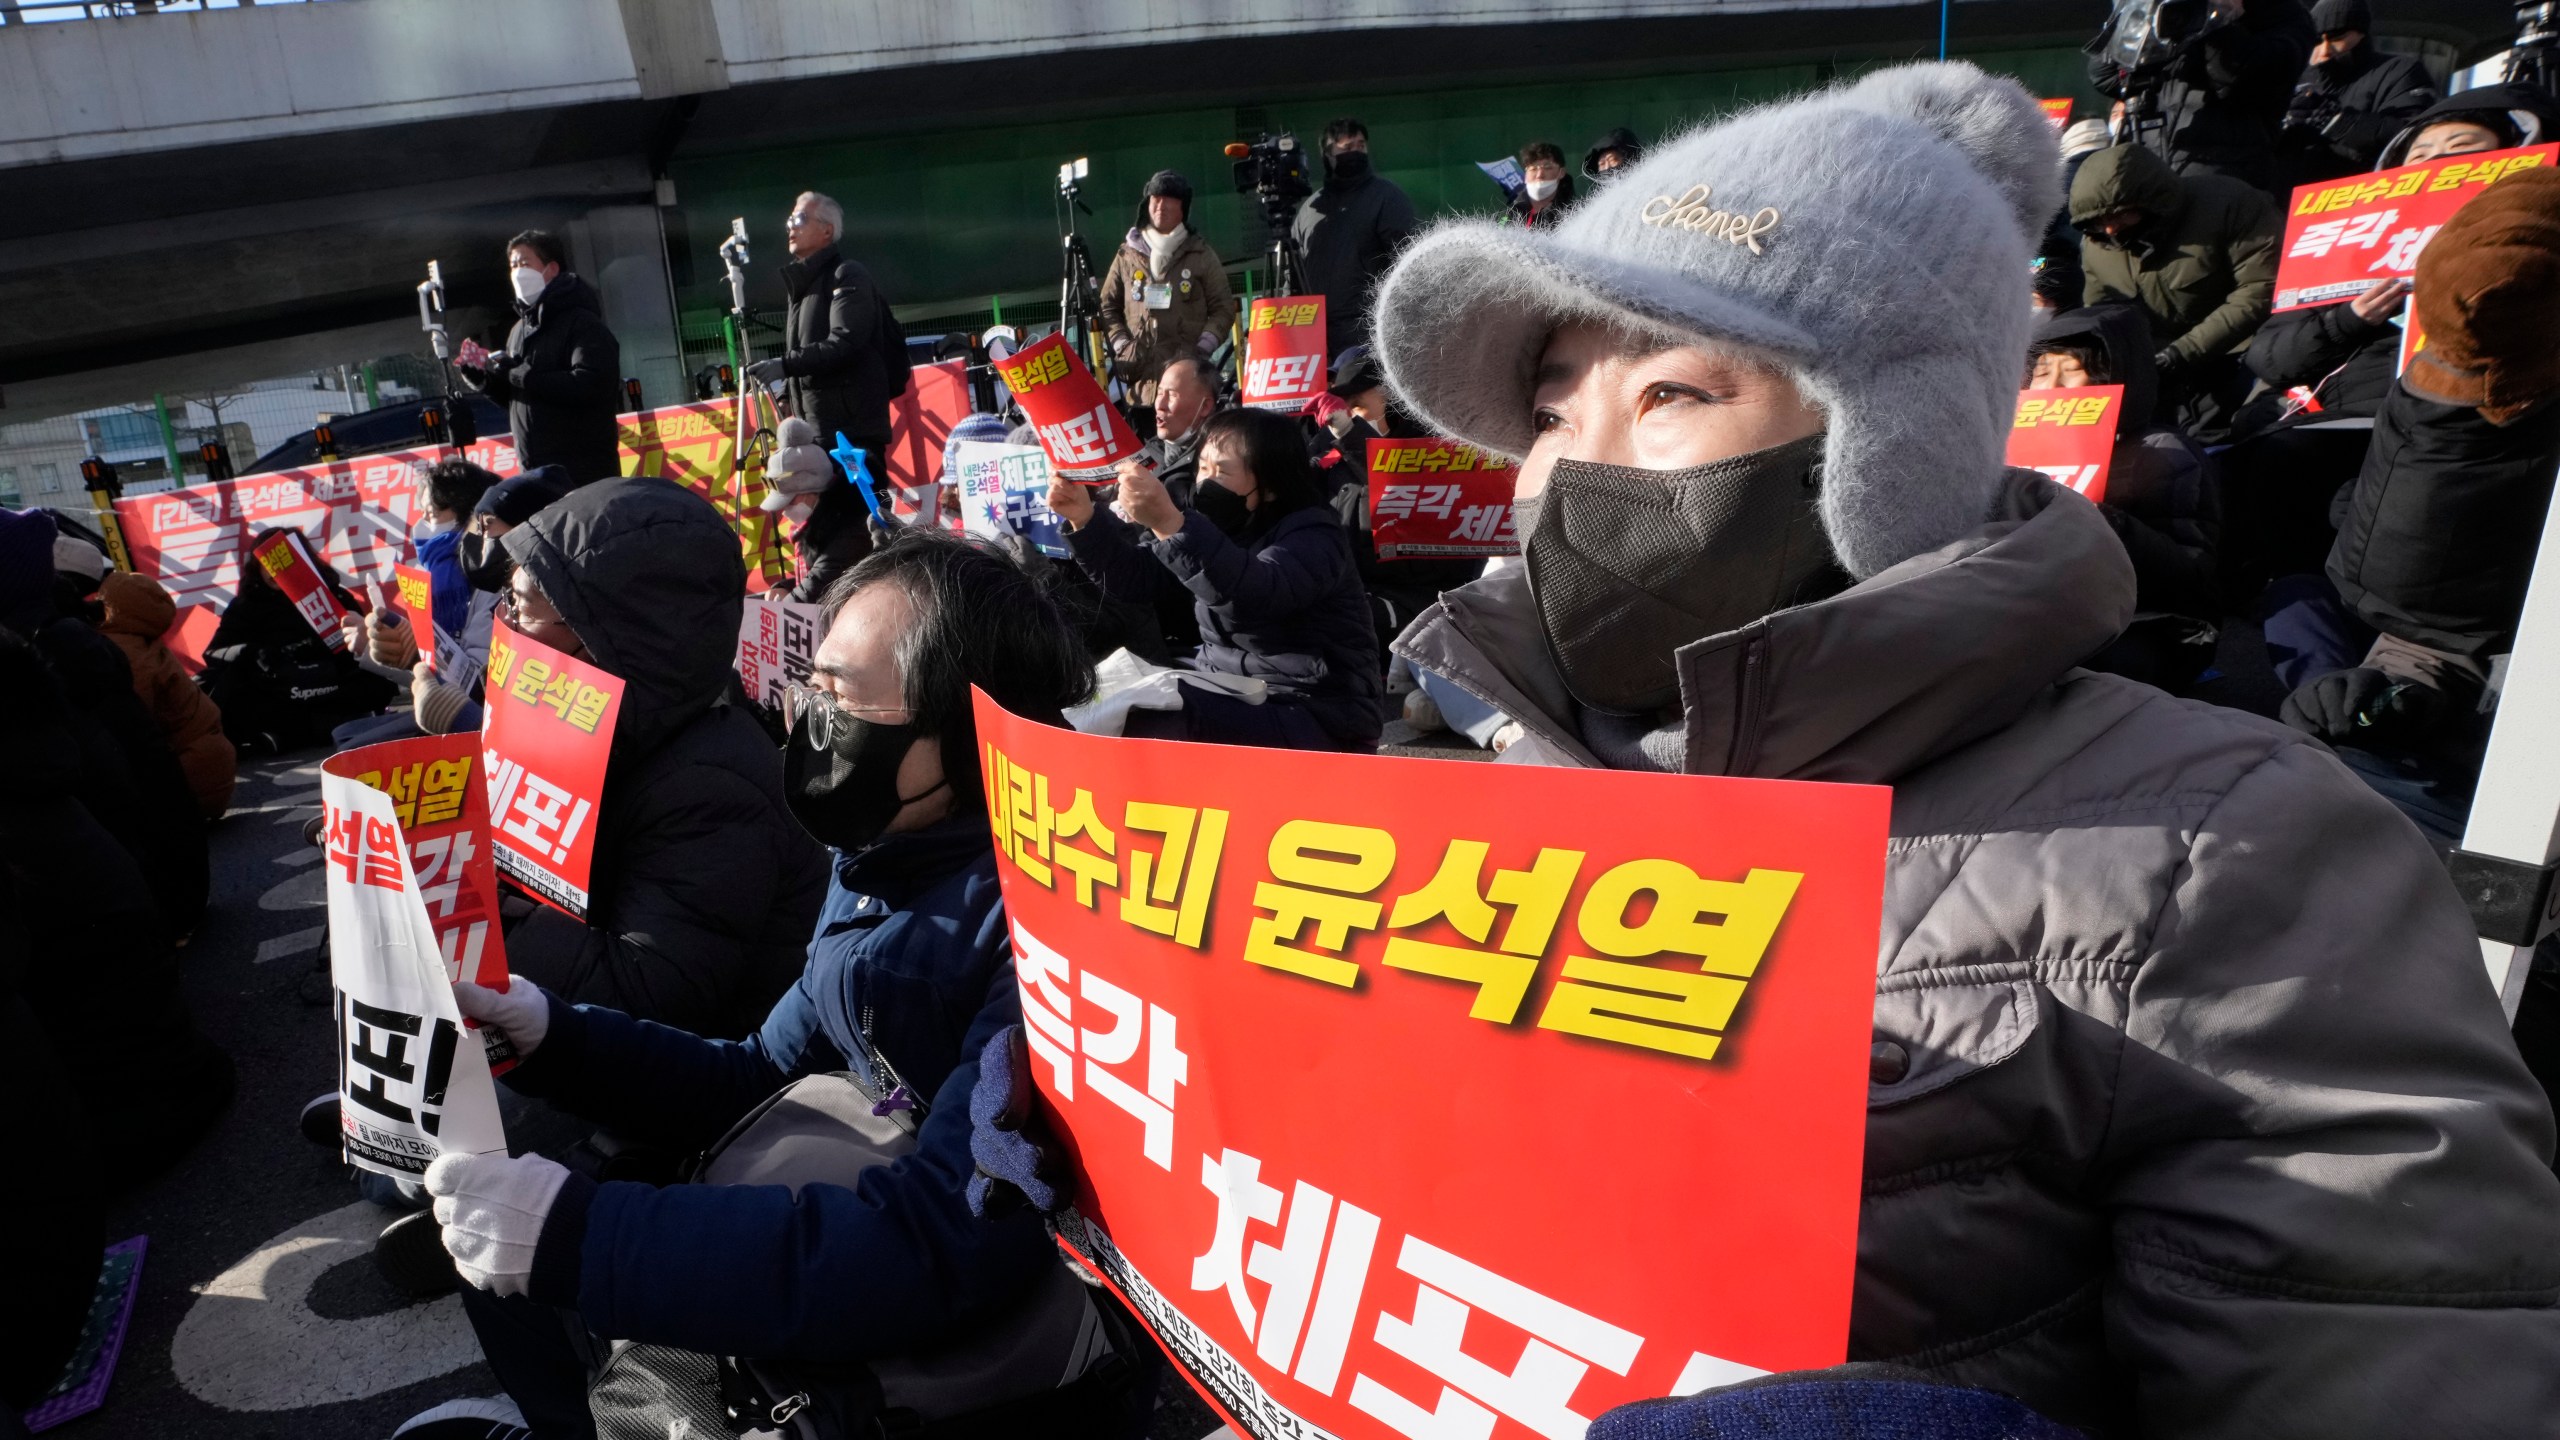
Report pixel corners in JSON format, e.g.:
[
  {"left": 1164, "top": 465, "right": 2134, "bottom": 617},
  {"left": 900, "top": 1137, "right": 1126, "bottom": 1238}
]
[{"left": 665, "top": 43, "right": 2096, "bottom": 354}]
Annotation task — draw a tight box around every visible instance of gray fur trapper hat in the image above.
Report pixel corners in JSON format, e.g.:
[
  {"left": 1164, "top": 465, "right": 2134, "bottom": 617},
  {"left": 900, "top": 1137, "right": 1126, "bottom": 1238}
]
[{"left": 1371, "top": 62, "right": 2061, "bottom": 578}]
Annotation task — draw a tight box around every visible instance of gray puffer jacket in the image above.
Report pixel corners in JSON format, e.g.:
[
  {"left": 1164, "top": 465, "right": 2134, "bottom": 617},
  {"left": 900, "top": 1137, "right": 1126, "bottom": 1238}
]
[{"left": 1396, "top": 471, "right": 2560, "bottom": 1437}]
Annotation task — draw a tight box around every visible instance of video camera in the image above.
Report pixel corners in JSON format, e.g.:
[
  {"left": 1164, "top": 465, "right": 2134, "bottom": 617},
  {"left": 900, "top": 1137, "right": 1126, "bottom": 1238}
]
[
  {"left": 2512, "top": 3, "right": 2560, "bottom": 95},
  {"left": 2098, "top": 0, "right": 2239, "bottom": 85},
  {"left": 1228, "top": 132, "right": 1314, "bottom": 231}
]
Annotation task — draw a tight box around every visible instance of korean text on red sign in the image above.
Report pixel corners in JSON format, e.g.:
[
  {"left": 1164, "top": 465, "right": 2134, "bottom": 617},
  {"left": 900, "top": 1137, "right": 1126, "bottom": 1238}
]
[
  {"left": 481, "top": 617, "right": 625, "bottom": 919},
  {"left": 2003, "top": 385, "right": 2122, "bottom": 505},
  {"left": 251, "top": 529, "right": 352, "bottom": 646},
  {"left": 972, "top": 690, "right": 1888, "bottom": 1440},
  {"left": 995, "top": 332, "right": 1144, "bottom": 481},
  {"left": 1364, "top": 439, "right": 1521, "bottom": 560},
  {"left": 735, "top": 594, "right": 823, "bottom": 712},
  {"left": 321, "top": 737, "right": 510, "bottom": 1179},
  {"left": 2275, "top": 142, "right": 2559, "bottom": 310},
  {"left": 1241, "top": 296, "right": 1329, "bottom": 415}
]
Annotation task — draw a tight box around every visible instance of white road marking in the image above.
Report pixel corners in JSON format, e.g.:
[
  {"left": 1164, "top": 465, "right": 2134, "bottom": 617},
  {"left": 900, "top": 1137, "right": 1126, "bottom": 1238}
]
[
  {"left": 171, "top": 1200, "right": 480, "bottom": 1411},
  {"left": 253, "top": 926, "right": 326, "bottom": 965}
]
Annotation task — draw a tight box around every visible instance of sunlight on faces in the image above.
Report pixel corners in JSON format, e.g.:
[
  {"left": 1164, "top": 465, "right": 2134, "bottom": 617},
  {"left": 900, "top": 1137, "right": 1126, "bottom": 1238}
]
[
  {"left": 2029, "top": 350, "right": 2095, "bottom": 389},
  {"left": 1195, "top": 434, "right": 1260, "bottom": 508},
  {"left": 1520, "top": 320, "right": 1824, "bottom": 499},
  {"left": 1155, "top": 360, "right": 1217, "bottom": 440},
  {"left": 809, "top": 581, "right": 952, "bottom": 834},
  {"left": 504, "top": 571, "right": 583, "bottom": 658},
  {"left": 2407, "top": 119, "right": 2508, "bottom": 164}
]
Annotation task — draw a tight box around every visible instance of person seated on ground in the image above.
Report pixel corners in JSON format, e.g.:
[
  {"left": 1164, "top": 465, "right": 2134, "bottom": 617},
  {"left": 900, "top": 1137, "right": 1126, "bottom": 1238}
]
[
  {"left": 334, "top": 458, "right": 510, "bottom": 748},
  {"left": 1000, "top": 63, "right": 2560, "bottom": 1433},
  {"left": 2032, "top": 119, "right": 2115, "bottom": 316},
  {"left": 0, "top": 624, "right": 232, "bottom": 1191},
  {"left": 2026, "top": 303, "right": 2224, "bottom": 692},
  {"left": 4, "top": 517, "right": 212, "bottom": 936},
  {"left": 2373, "top": 80, "right": 2560, "bottom": 170},
  {"left": 1144, "top": 351, "right": 1222, "bottom": 510},
  {"left": 1312, "top": 344, "right": 1489, "bottom": 662},
  {"left": 492, "top": 478, "right": 829, "bottom": 1039},
  {"left": 2072, "top": 140, "right": 2280, "bottom": 441},
  {"left": 1052, "top": 406, "right": 1384, "bottom": 752},
  {"left": 0, "top": 865, "right": 108, "bottom": 1419},
  {"left": 198, "top": 525, "right": 396, "bottom": 755},
  {"left": 97, "top": 570, "right": 237, "bottom": 820},
  {"left": 1509, "top": 140, "right": 1575, "bottom": 228},
  {"left": 408, "top": 530, "right": 1151, "bottom": 1440},
  {"left": 405, "top": 468, "right": 571, "bottom": 738},
  {"left": 2281, "top": 169, "right": 2560, "bottom": 839}
]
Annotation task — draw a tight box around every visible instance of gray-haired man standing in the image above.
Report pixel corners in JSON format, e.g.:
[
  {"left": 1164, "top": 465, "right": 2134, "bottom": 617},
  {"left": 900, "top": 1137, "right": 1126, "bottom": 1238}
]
[{"left": 744, "top": 191, "right": 903, "bottom": 462}]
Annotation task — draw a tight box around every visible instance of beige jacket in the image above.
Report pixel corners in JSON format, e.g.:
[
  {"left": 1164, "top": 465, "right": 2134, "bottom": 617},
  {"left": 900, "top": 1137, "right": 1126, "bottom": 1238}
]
[
  {"left": 1098, "top": 227, "right": 1236, "bottom": 404},
  {"left": 1396, "top": 471, "right": 2560, "bottom": 1436}
]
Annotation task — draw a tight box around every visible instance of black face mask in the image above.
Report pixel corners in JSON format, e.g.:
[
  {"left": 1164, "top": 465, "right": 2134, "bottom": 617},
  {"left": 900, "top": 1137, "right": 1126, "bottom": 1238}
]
[
  {"left": 782, "top": 704, "right": 949, "bottom": 851},
  {"left": 1191, "top": 481, "right": 1254, "bottom": 538},
  {"left": 460, "top": 532, "right": 511, "bottom": 593},
  {"left": 1520, "top": 432, "right": 1841, "bottom": 715},
  {"left": 1327, "top": 150, "right": 1371, "bottom": 183}
]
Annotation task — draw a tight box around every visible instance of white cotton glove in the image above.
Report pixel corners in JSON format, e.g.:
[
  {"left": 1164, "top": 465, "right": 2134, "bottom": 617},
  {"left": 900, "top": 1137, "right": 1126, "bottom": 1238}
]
[
  {"left": 426, "top": 1150, "right": 571, "bottom": 1297},
  {"left": 454, "top": 979, "right": 549, "bottom": 1058}
]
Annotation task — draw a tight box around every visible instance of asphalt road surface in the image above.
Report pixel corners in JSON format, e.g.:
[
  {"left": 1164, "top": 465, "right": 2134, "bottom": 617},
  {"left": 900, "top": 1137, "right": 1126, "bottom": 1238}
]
[{"left": 78, "top": 749, "right": 1233, "bottom": 1440}]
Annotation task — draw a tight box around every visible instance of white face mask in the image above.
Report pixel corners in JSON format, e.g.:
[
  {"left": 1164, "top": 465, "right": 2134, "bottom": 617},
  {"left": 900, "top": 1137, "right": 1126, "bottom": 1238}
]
[
  {"left": 1524, "top": 177, "right": 1560, "bottom": 203},
  {"left": 784, "top": 494, "right": 819, "bottom": 525},
  {"left": 510, "top": 266, "right": 549, "bottom": 305},
  {"left": 413, "top": 514, "right": 450, "bottom": 538}
]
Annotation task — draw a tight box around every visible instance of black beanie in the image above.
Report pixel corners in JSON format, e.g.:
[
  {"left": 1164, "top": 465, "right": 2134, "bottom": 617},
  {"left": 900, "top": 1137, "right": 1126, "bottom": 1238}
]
[
  {"left": 475, "top": 468, "right": 571, "bottom": 528},
  {"left": 2311, "top": 0, "right": 2371, "bottom": 34},
  {"left": 1141, "top": 170, "right": 1193, "bottom": 206}
]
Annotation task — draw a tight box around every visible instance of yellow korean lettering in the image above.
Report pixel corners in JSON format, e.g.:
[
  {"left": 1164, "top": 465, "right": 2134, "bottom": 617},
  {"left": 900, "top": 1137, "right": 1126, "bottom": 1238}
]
[
  {"left": 1577, "top": 861, "right": 1803, "bottom": 978},
  {"left": 1535, "top": 957, "right": 1751, "bottom": 1061}
]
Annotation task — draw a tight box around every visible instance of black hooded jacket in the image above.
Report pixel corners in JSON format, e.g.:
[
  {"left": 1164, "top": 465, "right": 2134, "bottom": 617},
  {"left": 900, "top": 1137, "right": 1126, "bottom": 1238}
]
[
  {"left": 2033, "top": 304, "right": 2222, "bottom": 620},
  {"left": 471, "top": 272, "right": 626, "bottom": 484},
  {"left": 500, "top": 478, "right": 829, "bottom": 1037},
  {"left": 2329, "top": 384, "right": 2560, "bottom": 656},
  {"left": 2086, "top": 0, "right": 2315, "bottom": 196}
]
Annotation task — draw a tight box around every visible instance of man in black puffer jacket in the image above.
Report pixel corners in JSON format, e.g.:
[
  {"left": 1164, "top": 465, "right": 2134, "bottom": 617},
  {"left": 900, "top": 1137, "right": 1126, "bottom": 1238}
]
[
  {"left": 498, "top": 478, "right": 829, "bottom": 1038},
  {"left": 745, "top": 192, "right": 902, "bottom": 466},
  {"left": 461, "top": 230, "right": 625, "bottom": 484}
]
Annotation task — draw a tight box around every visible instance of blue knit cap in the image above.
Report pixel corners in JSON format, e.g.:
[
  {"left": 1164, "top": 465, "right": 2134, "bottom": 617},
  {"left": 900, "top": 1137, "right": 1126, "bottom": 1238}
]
[{"left": 1590, "top": 1364, "right": 2083, "bottom": 1440}]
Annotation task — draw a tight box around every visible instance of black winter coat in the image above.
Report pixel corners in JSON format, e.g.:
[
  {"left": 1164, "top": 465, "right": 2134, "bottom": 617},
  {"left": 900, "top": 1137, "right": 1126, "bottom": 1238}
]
[
  {"left": 0, "top": 629, "right": 230, "bottom": 1192},
  {"left": 471, "top": 272, "right": 625, "bottom": 484},
  {"left": 2329, "top": 384, "right": 2560, "bottom": 656},
  {"left": 1291, "top": 172, "right": 1418, "bottom": 358},
  {"left": 2283, "top": 47, "right": 2437, "bottom": 184},
  {"left": 2242, "top": 298, "right": 2400, "bottom": 419},
  {"left": 2087, "top": 0, "right": 2315, "bottom": 196},
  {"left": 779, "top": 246, "right": 898, "bottom": 452},
  {"left": 1067, "top": 501, "right": 1385, "bottom": 748},
  {"left": 501, "top": 478, "right": 829, "bottom": 1038},
  {"left": 198, "top": 565, "right": 396, "bottom": 750}
]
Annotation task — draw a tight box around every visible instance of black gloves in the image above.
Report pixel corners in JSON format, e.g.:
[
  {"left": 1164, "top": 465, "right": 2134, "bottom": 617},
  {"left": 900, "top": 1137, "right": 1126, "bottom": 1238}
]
[{"left": 2279, "top": 667, "right": 2439, "bottom": 746}]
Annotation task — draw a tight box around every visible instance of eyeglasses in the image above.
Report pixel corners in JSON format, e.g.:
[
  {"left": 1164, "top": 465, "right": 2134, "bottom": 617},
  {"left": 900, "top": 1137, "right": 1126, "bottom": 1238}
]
[
  {"left": 498, "top": 589, "right": 564, "bottom": 631},
  {"left": 782, "top": 682, "right": 908, "bottom": 745},
  {"left": 786, "top": 213, "right": 824, "bottom": 229}
]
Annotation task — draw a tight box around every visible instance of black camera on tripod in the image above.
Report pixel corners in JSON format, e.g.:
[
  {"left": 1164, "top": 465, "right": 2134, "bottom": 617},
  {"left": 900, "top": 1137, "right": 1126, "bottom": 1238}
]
[
  {"left": 1228, "top": 132, "right": 1314, "bottom": 231},
  {"left": 2096, "top": 0, "right": 2241, "bottom": 139}
]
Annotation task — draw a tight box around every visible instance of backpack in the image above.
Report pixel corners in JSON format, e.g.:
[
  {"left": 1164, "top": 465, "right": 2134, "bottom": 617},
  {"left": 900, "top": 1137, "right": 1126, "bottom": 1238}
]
[
  {"left": 874, "top": 291, "right": 914, "bottom": 397},
  {"left": 586, "top": 1066, "right": 1145, "bottom": 1440}
]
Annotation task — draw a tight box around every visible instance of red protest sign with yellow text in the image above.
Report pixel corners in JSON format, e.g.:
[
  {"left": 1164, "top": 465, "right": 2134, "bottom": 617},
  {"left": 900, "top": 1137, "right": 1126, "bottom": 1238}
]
[
  {"left": 2037, "top": 97, "right": 2071, "bottom": 131},
  {"left": 252, "top": 529, "right": 351, "bottom": 646},
  {"left": 1242, "top": 296, "right": 1329, "bottom": 414},
  {"left": 973, "top": 692, "right": 1888, "bottom": 1440},
  {"left": 2005, "top": 385, "right": 2122, "bottom": 504},
  {"left": 996, "top": 332, "right": 1144, "bottom": 481},
  {"left": 1365, "top": 438, "right": 1520, "bottom": 560},
  {"left": 481, "top": 617, "right": 624, "bottom": 919},
  {"left": 2276, "top": 143, "right": 2559, "bottom": 310}
]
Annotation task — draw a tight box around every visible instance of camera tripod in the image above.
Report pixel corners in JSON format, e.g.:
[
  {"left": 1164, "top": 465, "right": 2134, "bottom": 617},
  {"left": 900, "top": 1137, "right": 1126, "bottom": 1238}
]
[{"left": 1056, "top": 159, "right": 1109, "bottom": 379}]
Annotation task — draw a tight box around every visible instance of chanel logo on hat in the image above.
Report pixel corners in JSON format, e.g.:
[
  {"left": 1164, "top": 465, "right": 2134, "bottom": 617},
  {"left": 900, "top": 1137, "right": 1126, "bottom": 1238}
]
[{"left": 1639, "top": 185, "right": 1783, "bottom": 254}]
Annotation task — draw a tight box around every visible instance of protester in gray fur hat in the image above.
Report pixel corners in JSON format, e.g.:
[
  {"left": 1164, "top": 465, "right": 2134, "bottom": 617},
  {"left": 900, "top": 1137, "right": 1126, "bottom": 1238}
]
[{"left": 1376, "top": 61, "right": 2560, "bottom": 1435}]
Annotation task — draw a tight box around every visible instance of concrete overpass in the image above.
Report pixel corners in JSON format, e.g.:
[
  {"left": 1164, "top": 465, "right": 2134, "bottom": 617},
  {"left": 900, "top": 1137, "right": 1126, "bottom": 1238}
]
[{"left": 0, "top": 0, "right": 2522, "bottom": 424}]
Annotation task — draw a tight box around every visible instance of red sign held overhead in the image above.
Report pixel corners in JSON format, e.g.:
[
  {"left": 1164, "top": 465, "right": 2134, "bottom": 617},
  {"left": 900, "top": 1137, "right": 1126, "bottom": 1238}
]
[
  {"left": 480, "top": 617, "right": 625, "bottom": 919},
  {"left": 1242, "top": 296, "right": 1330, "bottom": 415},
  {"left": 250, "top": 529, "right": 352, "bottom": 646},
  {"left": 971, "top": 691, "right": 1889, "bottom": 1440},
  {"left": 996, "top": 332, "right": 1145, "bottom": 481},
  {"left": 2005, "top": 385, "right": 2124, "bottom": 505},
  {"left": 2275, "top": 142, "right": 2559, "bottom": 310},
  {"left": 1364, "top": 438, "right": 1521, "bottom": 561}
]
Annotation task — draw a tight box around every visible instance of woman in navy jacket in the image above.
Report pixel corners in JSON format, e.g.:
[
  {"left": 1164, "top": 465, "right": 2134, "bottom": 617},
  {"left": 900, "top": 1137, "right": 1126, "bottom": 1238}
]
[
  {"left": 406, "top": 532, "right": 1146, "bottom": 1439},
  {"left": 1054, "top": 406, "right": 1385, "bottom": 752}
]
